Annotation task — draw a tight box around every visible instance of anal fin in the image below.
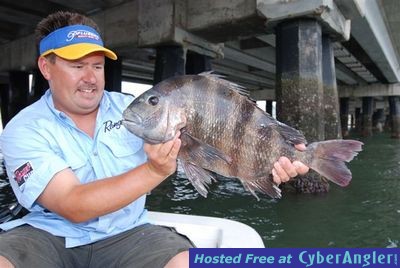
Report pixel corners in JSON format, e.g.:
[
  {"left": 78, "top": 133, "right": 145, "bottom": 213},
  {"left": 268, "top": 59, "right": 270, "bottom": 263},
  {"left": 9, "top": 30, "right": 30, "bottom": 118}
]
[{"left": 240, "top": 176, "right": 282, "bottom": 200}]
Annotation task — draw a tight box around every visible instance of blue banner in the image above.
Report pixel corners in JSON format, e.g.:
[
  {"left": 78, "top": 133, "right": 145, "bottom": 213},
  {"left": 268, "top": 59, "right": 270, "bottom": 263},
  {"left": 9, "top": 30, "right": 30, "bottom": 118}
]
[{"left": 190, "top": 248, "right": 399, "bottom": 267}]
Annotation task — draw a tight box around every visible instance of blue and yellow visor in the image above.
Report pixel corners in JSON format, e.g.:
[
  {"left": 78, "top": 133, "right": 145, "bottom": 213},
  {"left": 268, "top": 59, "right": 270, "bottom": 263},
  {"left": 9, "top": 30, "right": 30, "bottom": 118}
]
[{"left": 39, "top": 25, "right": 117, "bottom": 60}]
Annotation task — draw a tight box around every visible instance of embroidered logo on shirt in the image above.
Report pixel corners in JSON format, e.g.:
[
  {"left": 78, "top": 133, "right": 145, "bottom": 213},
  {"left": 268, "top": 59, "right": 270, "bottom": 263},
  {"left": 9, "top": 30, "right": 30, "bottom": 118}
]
[
  {"left": 103, "top": 119, "right": 123, "bottom": 133},
  {"left": 14, "top": 162, "right": 33, "bottom": 186}
]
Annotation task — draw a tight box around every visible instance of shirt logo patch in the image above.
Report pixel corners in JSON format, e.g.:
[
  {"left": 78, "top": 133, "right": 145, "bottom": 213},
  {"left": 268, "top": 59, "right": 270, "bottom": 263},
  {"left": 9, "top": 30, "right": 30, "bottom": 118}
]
[
  {"left": 14, "top": 162, "right": 33, "bottom": 186},
  {"left": 103, "top": 119, "right": 123, "bottom": 133}
]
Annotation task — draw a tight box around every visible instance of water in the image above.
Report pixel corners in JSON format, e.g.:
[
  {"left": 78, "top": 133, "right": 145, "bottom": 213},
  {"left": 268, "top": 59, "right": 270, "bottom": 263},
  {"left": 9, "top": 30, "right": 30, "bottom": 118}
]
[
  {"left": 146, "top": 132, "right": 400, "bottom": 248},
  {"left": 1, "top": 133, "right": 399, "bottom": 247}
]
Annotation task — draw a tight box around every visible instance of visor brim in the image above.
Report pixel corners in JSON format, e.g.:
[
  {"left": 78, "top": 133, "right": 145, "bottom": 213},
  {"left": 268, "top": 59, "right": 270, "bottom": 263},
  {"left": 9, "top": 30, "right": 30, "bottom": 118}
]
[{"left": 40, "top": 43, "right": 117, "bottom": 60}]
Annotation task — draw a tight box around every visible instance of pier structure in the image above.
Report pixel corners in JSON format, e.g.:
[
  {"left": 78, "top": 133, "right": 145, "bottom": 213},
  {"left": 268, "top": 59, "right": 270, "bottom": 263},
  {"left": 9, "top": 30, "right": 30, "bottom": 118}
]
[{"left": 0, "top": 0, "right": 398, "bottom": 194}]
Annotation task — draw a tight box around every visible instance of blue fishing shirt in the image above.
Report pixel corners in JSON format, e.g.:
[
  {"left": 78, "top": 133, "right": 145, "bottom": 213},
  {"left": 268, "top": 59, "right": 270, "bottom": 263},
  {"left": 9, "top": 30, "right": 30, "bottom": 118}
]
[{"left": 0, "top": 89, "right": 149, "bottom": 248}]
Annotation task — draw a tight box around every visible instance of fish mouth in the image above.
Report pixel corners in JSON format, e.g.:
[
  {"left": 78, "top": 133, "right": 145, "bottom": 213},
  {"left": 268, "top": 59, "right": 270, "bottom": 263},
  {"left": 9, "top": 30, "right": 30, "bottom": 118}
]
[
  {"left": 142, "top": 135, "right": 165, "bottom": 144},
  {"left": 122, "top": 111, "right": 142, "bottom": 125},
  {"left": 122, "top": 117, "right": 165, "bottom": 144}
]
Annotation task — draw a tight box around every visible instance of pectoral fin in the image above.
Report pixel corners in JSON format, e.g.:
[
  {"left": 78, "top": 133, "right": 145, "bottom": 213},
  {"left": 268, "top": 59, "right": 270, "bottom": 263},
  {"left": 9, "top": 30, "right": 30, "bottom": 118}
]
[
  {"left": 180, "top": 132, "right": 232, "bottom": 165},
  {"left": 178, "top": 132, "right": 231, "bottom": 197},
  {"left": 179, "top": 160, "right": 216, "bottom": 197}
]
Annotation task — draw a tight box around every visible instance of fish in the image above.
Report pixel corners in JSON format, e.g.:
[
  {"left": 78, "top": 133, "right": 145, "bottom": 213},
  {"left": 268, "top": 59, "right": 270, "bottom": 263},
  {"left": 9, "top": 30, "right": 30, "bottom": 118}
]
[{"left": 122, "top": 72, "right": 363, "bottom": 199}]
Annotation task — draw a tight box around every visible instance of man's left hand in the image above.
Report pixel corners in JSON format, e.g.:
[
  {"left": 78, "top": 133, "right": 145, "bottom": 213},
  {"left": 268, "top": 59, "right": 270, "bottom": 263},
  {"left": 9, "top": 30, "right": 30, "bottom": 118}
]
[{"left": 272, "top": 143, "right": 309, "bottom": 184}]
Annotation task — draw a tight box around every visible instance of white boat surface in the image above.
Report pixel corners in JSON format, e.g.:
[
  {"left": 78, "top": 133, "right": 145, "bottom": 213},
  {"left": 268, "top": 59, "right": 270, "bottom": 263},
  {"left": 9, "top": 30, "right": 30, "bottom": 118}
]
[
  {"left": 148, "top": 211, "right": 265, "bottom": 248},
  {"left": 0, "top": 202, "right": 265, "bottom": 248}
]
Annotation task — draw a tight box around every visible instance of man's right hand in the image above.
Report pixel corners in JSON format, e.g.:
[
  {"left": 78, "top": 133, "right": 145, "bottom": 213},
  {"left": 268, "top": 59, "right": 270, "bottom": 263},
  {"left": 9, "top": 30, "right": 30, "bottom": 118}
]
[{"left": 144, "top": 131, "right": 181, "bottom": 179}]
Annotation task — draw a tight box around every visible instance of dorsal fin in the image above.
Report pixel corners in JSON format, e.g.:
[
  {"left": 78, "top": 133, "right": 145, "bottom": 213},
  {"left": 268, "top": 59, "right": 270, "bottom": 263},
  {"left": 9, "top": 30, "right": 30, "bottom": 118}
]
[{"left": 198, "top": 71, "right": 250, "bottom": 97}]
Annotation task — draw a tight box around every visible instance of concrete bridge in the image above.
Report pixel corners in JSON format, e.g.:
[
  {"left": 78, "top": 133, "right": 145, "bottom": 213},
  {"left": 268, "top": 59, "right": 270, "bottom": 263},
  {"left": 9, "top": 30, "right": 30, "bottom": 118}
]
[{"left": 0, "top": 0, "right": 399, "bottom": 139}]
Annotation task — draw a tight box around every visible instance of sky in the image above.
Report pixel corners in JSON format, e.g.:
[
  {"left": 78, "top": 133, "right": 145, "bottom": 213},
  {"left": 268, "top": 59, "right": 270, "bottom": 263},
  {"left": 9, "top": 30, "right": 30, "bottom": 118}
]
[{"left": 121, "top": 81, "right": 152, "bottom": 97}]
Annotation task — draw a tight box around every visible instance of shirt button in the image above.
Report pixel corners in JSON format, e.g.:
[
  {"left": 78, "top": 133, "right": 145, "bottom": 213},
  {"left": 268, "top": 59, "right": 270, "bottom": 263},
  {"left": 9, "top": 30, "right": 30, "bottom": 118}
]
[{"left": 93, "top": 151, "right": 98, "bottom": 156}]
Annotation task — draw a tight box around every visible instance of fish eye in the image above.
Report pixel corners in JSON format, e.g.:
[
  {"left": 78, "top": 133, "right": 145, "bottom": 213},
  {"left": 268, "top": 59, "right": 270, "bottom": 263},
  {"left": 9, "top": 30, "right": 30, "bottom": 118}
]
[{"left": 148, "top": 96, "right": 159, "bottom": 106}]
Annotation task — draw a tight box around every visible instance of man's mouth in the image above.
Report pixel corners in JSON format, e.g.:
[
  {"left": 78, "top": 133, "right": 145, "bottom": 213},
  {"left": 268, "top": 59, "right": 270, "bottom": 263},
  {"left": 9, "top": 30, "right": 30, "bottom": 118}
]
[{"left": 78, "top": 88, "right": 96, "bottom": 93}]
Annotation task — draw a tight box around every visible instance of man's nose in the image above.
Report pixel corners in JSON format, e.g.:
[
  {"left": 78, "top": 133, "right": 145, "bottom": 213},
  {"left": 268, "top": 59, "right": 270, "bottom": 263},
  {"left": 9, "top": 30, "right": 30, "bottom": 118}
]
[{"left": 83, "top": 67, "right": 97, "bottom": 83}]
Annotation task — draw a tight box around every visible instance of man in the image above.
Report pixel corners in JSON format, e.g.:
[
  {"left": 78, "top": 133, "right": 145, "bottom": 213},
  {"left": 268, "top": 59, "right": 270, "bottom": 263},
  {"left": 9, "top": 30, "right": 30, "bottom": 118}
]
[{"left": 0, "top": 11, "right": 308, "bottom": 267}]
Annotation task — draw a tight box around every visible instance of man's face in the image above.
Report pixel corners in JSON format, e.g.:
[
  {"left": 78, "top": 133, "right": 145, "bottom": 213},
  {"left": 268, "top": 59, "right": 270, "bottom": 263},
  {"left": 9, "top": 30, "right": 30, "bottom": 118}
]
[{"left": 41, "top": 52, "right": 106, "bottom": 117}]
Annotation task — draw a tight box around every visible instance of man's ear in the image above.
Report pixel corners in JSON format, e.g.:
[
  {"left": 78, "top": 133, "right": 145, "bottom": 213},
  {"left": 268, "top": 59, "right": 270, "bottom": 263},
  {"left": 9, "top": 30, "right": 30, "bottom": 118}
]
[{"left": 37, "top": 56, "right": 51, "bottom": 80}]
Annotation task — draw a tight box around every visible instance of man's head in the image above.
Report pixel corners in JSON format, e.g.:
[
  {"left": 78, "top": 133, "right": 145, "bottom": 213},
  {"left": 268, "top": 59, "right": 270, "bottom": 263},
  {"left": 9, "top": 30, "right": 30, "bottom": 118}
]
[
  {"left": 35, "top": 11, "right": 116, "bottom": 61},
  {"left": 36, "top": 11, "right": 116, "bottom": 118}
]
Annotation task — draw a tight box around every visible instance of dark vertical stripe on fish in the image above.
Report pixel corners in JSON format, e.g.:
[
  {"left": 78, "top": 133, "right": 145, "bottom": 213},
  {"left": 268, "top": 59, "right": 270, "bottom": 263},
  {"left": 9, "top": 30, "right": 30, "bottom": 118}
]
[
  {"left": 189, "top": 76, "right": 213, "bottom": 143},
  {"left": 206, "top": 77, "right": 226, "bottom": 148},
  {"left": 230, "top": 97, "right": 256, "bottom": 176},
  {"left": 255, "top": 114, "right": 268, "bottom": 173},
  {"left": 194, "top": 78, "right": 209, "bottom": 142}
]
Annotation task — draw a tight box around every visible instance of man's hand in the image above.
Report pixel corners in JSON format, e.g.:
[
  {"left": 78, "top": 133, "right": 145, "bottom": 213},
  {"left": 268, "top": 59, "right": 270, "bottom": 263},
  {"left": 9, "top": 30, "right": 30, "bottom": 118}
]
[
  {"left": 144, "top": 132, "right": 181, "bottom": 179},
  {"left": 272, "top": 143, "right": 309, "bottom": 185}
]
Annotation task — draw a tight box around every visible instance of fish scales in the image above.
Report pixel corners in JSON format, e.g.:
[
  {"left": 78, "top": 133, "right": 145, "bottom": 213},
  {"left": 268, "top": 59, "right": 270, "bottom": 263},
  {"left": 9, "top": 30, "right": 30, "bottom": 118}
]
[
  {"left": 184, "top": 77, "right": 263, "bottom": 181},
  {"left": 184, "top": 77, "right": 237, "bottom": 176},
  {"left": 122, "top": 72, "right": 363, "bottom": 199}
]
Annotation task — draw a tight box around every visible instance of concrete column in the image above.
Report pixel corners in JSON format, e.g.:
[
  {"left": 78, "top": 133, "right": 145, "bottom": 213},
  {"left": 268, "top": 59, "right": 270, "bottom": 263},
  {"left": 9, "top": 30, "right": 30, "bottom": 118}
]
[
  {"left": 354, "top": 107, "right": 362, "bottom": 134},
  {"left": 31, "top": 69, "right": 48, "bottom": 103},
  {"left": 362, "top": 97, "right": 373, "bottom": 137},
  {"left": 266, "top": 100, "right": 273, "bottom": 115},
  {"left": 276, "top": 19, "right": 328, "bottom": 193},
  {"left": 105, "top": 57, "right": 122, "bottom": 92},
  {"left": 322, "top": 35, "right": 341, "bottom": 139},
  {"left": 276, "top": 19, "right": 324, "bottom": 141},
  {"left": 153, "top": 46, "right": 185, "bottom": 84},
  {"left": 372, "top": 108, "right": 384, "bottom": 133},
  {"left": 388, "top": 96, "right": 400, "bottom": 138},
  {"left": 385, "top": 114, "right": 391, "bottom": 132},
  {"left": 185, "top": 51, "right": 212, "bottom": 75},
  {"left": 350, "top": 114, "right": 355, "bottom": 129},
  {"left": 340, "top": 98, "right": 350, "bottom": 137},
  {"left": 8, "top": 71, "right": 30, "bottom": 122}
]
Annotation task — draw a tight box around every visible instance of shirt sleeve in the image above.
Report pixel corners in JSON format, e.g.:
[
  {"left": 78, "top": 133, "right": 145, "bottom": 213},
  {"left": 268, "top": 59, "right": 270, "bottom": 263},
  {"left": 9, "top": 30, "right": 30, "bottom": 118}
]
[{"left": 0, "top": 124, "right": 69, "bottom": 210}]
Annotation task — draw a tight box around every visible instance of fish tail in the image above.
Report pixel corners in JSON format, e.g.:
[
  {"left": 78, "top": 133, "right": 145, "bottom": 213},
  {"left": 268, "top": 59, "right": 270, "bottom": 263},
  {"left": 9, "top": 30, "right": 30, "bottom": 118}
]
[{"left": 305, "top": 140, "right": 363, "bottom": 186}]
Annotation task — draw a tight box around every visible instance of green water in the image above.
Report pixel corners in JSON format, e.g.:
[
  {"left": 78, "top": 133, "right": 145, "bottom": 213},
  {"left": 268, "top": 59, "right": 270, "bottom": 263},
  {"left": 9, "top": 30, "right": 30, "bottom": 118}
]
[
  {"left": 146, "top": 133, "right": 400, "bottom": 247},
  {"left": 1, "top": 133, "right": 399, "bottom": 247}
]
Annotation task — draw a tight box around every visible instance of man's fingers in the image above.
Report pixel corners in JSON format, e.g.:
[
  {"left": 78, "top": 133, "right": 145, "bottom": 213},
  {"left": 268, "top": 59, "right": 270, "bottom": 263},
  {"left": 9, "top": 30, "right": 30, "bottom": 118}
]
[
  {"left": 272, "top": 169, "right": 281, "bottom": 185},
  {"left": 294, "top": 143, "right": 307, "bottom": 151},
  {"left": 154, "top": 131, "right": 181, "bottom": 158},
  {"left": 272, "top": 157, "right": 304, "bottom": 184},
  {"left": 279, "top": 157, "right": 298, "bottom": 178},
  {"left": 273, "top": 160, "right": 290, "bottom": 183},
  {"left": 169, "top": 138, "right": 181, "bottom": 159},
  {"left": 165, "top": 132, "right": 181, "bottom": 157},
  {"left": 143, "top": 143, "right": 154, "bottom": 155},
  {"left": 158, "top": 140, "right": 174, "bottom": 156},
  {"left": 293, "top": 161, "right": 309, "bottom": 175}
]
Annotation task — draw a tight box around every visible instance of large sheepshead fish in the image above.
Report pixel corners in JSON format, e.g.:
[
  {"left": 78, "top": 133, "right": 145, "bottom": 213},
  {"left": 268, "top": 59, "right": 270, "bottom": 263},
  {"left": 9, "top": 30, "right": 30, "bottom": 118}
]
[{"left": 122, "top": 73, "right": 363, "bottom": 199}]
